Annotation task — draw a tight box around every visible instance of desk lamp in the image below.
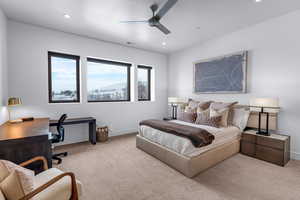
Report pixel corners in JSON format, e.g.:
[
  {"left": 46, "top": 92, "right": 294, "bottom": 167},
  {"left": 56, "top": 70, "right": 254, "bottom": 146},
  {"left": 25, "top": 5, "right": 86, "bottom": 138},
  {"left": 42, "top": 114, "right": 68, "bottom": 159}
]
[{"left": 8, "top": 97, "right": 23, "bottom": 123}]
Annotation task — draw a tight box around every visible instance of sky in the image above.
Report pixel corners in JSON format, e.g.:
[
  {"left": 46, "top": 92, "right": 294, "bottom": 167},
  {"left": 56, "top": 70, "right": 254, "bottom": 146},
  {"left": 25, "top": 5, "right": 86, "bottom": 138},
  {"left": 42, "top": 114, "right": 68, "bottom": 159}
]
[
  {"left": 52, "top": 57, "right": 77, "bottom": 92},
  {"left": 87, "top": 62, "right": 128, "bottom": 91},
  {"left": 51, "top": 57, "right": 148, "bottom": 93},
  {"left": 137, "top": 68, "right": 148, "bottom": 83}
]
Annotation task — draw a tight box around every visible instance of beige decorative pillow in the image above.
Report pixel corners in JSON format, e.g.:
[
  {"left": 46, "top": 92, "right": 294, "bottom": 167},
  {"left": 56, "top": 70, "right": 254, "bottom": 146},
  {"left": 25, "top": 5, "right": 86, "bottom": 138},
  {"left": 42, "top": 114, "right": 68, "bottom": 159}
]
[
  {"left": 209, "top": 101, "right": 238, "bottom": 110},
  {"left": 184, "top": 106, "right": 197, "bottom": 113},
  {"left": 178, "top": 112, "right": 197, "bottom": 123},
  {"left": 209, "top": 101, "right": 238, "bottom": 126},
  {"left": 197, "top": 101, "right": 213, "bottom": 112},
  {"left": 188, "top": 99, "right": 200, "bottom": 109},
  {"left": 0, "top": 160, "right": 34, "bottom": 200},
  {"left": 210, "top": 108, "right": 229, "bottom": 127},
  {"left": 195, "top": 109, "right": 222, "bottom": 128}
]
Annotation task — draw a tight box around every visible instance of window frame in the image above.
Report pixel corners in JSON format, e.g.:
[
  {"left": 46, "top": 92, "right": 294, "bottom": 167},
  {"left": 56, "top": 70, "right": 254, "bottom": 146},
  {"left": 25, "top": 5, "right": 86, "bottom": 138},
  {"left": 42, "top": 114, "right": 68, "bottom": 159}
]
[
  {"left": 137, "top": 65, "right": 152, "bottom": 101},
  {"left": 48, "top": 51, "right": 81, "bottom": 104},
  {"left": 87, "top": 57, "right": 132, "bottom": 103}
]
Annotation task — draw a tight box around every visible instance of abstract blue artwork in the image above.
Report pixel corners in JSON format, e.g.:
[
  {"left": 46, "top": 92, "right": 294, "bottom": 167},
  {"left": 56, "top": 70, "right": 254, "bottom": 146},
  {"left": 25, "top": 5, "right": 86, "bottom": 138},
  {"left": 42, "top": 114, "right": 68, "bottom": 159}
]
[{"left": 194, "top": 51, "right": 247, "bottom": 93}]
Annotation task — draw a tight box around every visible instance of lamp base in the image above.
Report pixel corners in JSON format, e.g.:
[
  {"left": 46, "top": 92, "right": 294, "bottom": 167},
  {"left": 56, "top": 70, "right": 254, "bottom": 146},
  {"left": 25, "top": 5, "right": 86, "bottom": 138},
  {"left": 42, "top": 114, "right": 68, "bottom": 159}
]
[
  {"left": 9, "top": 119, "right": 23, "bottom": 124},
  {"left": 256, "top": 130, "right": 270, "bottom": 136}
]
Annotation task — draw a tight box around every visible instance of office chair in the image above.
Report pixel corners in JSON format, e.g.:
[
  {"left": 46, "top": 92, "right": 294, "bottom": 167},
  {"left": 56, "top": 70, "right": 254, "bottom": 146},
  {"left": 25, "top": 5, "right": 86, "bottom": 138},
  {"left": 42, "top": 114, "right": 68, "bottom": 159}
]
[{"left": 50, "top": 114, "right": 68, "bottom": 164}]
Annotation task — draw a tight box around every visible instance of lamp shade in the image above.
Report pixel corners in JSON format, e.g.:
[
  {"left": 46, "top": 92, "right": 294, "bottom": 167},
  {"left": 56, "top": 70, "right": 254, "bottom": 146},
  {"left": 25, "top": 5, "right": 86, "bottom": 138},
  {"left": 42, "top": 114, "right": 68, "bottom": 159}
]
[
  {"left": 249, "top": 98, "right": 280, "bottom": 113},
  {"left": 249, "top": 98, "right": 279, "bottom": 108},
  {"left": 8, "top": 97, "right": 22, "bottom": 106},
  {"left": 168, "top": 97, "right": 184, "bottom": 105}
]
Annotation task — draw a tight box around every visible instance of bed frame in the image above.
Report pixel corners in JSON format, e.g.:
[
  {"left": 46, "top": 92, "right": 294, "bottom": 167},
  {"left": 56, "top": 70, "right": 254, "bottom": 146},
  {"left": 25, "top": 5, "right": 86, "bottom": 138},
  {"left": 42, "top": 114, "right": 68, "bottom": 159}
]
[
  {"left": 136, "top": 135, "right": 240, "bottom": 177},
  {"left": 136, "top": 109, "right": 278, "bottom": 178}
]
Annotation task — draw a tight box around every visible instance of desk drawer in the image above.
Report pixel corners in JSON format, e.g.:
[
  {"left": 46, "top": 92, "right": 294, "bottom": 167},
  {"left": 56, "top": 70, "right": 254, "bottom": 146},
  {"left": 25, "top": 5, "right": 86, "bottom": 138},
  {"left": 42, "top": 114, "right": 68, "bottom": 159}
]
[{"left": 255, "top": 145, "right": 284, "bottom": 166}]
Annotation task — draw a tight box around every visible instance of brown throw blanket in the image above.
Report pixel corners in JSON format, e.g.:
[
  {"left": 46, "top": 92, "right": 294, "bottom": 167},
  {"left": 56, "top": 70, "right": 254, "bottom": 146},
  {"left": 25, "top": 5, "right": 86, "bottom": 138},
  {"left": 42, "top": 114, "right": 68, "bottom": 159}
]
[{"left": 139, "top": 119, "right": 215, "bottom": 148}]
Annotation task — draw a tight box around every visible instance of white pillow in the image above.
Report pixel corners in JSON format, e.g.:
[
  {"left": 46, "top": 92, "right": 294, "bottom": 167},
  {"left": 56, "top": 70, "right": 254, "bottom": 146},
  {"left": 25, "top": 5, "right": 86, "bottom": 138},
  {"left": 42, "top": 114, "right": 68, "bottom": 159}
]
[{"left": 231, "top": 108, "right": 250, "bottom": 131}]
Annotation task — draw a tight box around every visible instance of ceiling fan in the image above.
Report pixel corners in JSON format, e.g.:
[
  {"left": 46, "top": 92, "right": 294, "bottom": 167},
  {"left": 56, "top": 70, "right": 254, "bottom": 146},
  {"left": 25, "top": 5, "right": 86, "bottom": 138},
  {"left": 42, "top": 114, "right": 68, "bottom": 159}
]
[{"left": 120, "top": 0, "right": 178, "bottom": 35}]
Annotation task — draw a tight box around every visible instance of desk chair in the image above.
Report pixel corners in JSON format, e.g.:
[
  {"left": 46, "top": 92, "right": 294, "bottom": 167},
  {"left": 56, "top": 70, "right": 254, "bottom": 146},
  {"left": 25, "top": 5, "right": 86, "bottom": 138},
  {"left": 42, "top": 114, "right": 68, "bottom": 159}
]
[{"left": 50, "top": 114, "right": 68, "bottom": 164}]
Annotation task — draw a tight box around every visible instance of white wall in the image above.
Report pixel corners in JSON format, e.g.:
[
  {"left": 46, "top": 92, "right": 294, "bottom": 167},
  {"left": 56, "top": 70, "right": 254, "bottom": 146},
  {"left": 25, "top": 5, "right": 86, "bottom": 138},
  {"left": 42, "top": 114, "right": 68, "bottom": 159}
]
[
  {"left": 0, "top": 8, "right": 8, "bottom": 125},
  {"left": 168, "top": 10, "right": 300, "bottom": 160},
  {"left": 7, "top": 21, "right": 168, "bottom": 145}
]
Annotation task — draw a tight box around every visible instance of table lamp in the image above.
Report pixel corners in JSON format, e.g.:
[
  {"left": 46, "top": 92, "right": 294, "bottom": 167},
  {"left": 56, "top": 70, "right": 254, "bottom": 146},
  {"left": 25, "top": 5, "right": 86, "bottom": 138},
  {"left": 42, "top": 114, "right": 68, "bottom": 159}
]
[
  {"left": 168, "top": 97, "right": 184, "bottom": 119},
  {"left": 8, "top": 97, "right": 23, "bottom": 123},
  {"left": 249, "top": 98, "right": 280, "bottom": 136}
]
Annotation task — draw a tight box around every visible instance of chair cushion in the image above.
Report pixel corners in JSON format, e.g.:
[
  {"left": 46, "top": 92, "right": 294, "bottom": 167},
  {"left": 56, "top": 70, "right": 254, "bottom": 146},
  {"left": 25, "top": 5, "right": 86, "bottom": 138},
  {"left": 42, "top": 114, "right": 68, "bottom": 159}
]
[
  {"left": 0, "top": 189, "right": 6, "bottom": 200},
  {"left": 0, "top": 171, "right": 29, "bottom": 200},
  {"left": 0, "top": 162, "right": 9, "bottom": 183},
  {"left": 34, "top": 168, "right": 82, "bottom": 200},
  {"left": 0, "top": 160, "right": 34, "bottom": 200}
]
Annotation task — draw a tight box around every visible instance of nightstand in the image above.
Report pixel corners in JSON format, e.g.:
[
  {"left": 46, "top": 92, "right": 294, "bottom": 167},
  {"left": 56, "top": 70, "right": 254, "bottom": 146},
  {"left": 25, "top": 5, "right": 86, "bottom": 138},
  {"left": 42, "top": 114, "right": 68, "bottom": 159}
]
[{"left": 241, "top": 129, "right": 290, "bottom": 166}]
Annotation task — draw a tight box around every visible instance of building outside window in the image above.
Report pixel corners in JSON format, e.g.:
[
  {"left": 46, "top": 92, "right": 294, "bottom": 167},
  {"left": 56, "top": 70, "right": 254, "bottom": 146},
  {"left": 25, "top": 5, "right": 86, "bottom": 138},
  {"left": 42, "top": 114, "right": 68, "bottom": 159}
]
[{"left": 87, "top": 58, "right": 131, "bottom": 102}]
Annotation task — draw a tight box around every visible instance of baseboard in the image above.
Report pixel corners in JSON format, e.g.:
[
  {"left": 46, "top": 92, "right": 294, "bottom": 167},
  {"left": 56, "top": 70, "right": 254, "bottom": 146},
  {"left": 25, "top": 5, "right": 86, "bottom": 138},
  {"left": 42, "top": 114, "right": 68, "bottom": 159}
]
[
  {"left": 109, "top": 129, "right": 138, "bottom": 137},
  {"left": 291, "top": 152, "right": 300, "bottom": 160}
]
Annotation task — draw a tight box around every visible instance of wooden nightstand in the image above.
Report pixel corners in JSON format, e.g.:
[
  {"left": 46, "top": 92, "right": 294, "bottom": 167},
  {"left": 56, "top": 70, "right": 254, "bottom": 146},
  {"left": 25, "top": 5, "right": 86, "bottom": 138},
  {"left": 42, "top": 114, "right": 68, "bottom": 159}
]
[{"left": 241, "top": 129, "right": 290, "bottom": 166}]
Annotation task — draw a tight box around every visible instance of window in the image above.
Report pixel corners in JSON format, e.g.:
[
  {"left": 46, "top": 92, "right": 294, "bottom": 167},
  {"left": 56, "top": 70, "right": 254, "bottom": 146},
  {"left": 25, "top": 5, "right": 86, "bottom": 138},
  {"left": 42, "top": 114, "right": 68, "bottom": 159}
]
[
  {"left": 137, "top": 65, "right": 152, "bottom": 101},
  {"left": 87, "top": 58, "right": 131, "bottom": 102},
  {"left": 48, "top": 52, "right": 80, "bottom": 103}
]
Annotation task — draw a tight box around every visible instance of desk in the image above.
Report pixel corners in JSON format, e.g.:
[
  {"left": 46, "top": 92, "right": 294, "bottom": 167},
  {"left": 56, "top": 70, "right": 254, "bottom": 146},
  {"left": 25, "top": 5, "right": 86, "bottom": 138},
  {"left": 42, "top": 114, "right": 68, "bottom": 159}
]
[
  {"left": 49, "top": 117, "right": 97, "bottom": 145},
  {"left": 0, "top": 118, "right": 52, "bottom": 169}
]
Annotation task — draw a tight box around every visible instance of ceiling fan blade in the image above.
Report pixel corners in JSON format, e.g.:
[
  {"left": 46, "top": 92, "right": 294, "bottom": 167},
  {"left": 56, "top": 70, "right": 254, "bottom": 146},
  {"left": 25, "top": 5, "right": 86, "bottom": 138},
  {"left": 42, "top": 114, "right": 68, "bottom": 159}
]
[
  {"left": 155, "top": 23, "right": 171, "bottom": 35},
  {"left": 156, "top": 0, "right": 178, "bottom": 19},
  {"left": 119, "top": 20, "right": 148, "bottom": 23}
]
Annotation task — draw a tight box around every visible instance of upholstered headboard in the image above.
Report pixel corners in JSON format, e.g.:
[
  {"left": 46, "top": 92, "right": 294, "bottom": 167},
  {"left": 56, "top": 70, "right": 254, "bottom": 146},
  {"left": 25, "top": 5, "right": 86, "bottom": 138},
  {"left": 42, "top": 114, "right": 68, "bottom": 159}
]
[{"left": 233, "top": 104, "right": 278, "bottom": 131}]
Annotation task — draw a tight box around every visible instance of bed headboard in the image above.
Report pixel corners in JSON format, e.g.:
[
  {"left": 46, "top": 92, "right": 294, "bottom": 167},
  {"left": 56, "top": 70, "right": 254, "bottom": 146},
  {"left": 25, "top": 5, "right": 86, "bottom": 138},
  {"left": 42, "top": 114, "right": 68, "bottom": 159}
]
[
  {"left": 233, "top": 105, "right": 278, "bottom": 131},
  {"left": 247, "top": 112, "right": 278, "bottom": 131}
]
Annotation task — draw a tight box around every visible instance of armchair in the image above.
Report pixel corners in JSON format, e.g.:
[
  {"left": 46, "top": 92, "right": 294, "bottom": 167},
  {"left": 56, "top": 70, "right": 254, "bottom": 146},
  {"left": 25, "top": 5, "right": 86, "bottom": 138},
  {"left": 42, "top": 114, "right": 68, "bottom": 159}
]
[{"left": 6, "top": 156, "right": 81, "bottom": 200}]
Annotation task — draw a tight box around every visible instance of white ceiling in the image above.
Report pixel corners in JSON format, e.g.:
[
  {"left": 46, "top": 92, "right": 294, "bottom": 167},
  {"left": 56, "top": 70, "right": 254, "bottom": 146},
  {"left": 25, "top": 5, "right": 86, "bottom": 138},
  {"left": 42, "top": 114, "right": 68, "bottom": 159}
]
[{"left": 1, "top": 0, "right": 300, "bottom": 54}]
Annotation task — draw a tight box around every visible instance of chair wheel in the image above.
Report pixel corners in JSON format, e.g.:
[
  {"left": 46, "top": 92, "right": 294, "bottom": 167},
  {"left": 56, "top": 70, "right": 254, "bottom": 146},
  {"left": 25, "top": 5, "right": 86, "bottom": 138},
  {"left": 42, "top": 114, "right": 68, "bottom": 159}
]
[{"left": 63, "top": 152, "right": 68, "bottom": 157}]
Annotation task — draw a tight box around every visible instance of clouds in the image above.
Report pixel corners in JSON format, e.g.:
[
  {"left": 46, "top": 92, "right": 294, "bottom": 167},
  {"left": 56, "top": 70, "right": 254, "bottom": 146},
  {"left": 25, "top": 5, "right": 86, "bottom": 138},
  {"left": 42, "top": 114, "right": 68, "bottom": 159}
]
[
  {"left": 50, "top": 57, "right": 130, "bottom": 93},
  {"left": 87, "top": 62, "right": 128, "bottom": 91},
  {"left": 51, "top": 57, "right": 77, "bottom": 92}
]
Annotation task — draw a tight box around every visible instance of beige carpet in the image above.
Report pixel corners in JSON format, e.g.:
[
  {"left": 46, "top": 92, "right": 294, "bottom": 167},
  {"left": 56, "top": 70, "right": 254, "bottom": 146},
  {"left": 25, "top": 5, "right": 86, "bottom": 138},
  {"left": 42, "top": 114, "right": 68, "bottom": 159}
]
[{"left": 56, "top": 134, "right": 300, "bottom": 200}]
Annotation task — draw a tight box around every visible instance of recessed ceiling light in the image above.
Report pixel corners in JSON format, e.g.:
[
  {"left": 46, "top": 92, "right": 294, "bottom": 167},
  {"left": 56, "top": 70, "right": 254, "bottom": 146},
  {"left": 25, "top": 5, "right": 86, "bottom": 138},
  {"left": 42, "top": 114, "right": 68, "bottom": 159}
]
[
  {"left": 255, "top": 0, "right": 262, "bottom": 3},
  {"left": 64, "top": 14, "right": 71, "bottom": 19},
  {"left": 162, "top": 42, "right": 166, "bottom": 46}
]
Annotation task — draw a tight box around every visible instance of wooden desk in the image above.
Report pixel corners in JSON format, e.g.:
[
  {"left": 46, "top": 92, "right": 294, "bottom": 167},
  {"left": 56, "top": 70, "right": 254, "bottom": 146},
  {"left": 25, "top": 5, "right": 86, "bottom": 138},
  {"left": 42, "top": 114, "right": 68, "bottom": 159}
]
[
  {"left": 49, "top": 117, "right": 97, "bottom": 145},
  {"left": 0, "top": 118, "right": 52, "bottom": 169}
]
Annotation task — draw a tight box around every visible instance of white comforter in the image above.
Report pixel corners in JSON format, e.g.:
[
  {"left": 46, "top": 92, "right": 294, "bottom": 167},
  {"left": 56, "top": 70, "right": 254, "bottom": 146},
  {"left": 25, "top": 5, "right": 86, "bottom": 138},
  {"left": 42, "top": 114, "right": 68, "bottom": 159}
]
[{"left": 139, "top": 120, "right": 241, "bottom": 157}]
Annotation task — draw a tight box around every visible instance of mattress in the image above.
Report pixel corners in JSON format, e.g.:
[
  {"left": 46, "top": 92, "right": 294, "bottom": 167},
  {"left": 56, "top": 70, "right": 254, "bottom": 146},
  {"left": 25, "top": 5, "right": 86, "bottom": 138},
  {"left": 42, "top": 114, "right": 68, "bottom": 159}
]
[{"left": 139, "top": 120, "right": 241, "bottom": 157}]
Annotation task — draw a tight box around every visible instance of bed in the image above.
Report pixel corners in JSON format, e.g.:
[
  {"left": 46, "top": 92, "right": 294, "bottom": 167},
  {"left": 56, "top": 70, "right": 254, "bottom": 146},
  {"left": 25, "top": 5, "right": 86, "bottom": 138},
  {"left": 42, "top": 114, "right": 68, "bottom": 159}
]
[
  {"left": 137, "top": 120, "right": 241, "bottom": 178},
  {"left": 136, "top": 109, "right": 278, "bottom": 178}
]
